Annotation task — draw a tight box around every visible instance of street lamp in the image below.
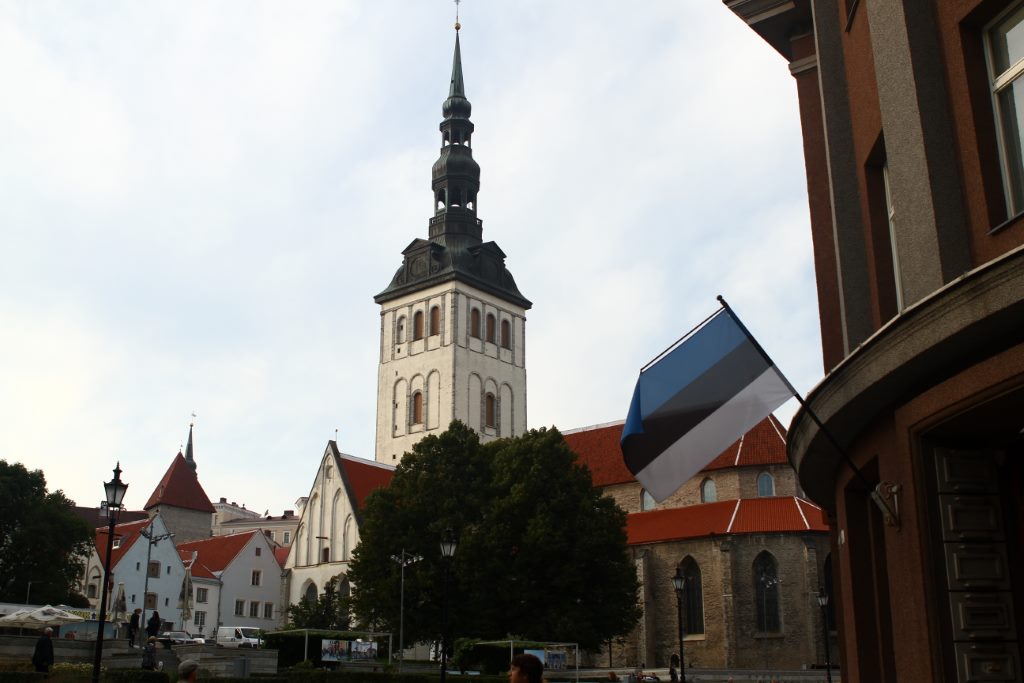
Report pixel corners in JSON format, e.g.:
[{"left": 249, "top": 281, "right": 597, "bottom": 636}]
[
  {"left": 390, "top": 549, "right": 422, "bottom": 673},
  {"left": 93, "top": 463, "right": 128, "bottom": 683},
  {"left": 671, "top": 567, "right": 687, "bottom": 683},
  {"left": 139, "top": 525, "right": 173, "bottom": 637},
  {"left": 439, "top": 528, "right": 457, "bottom": 683},
  {"left": 817, "top": 589, "right": 833, "bottom": 683}
]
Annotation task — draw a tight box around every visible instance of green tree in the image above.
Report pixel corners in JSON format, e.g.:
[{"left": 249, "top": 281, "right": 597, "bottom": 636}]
[
  {"left": 0, "top": 461, "right": 94, "bottom": 605},
  {"left": 286, "top": 576, "right": 351, "bottom": 630},
  {"left": 347, "top": 422, "right": 640, "bottom": 650}
]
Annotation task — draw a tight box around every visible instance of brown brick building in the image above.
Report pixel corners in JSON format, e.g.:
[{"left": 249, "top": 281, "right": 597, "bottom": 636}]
[
  {"left": 566, "top": 416, "right": 833, "bottom": 671},
  {"left": 724, "top": 0, "right": 1024, "bottom": 680}
]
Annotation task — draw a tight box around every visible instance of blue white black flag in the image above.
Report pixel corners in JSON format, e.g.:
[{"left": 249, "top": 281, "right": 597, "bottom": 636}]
[{"left": 621, "top": 305, "right": 795, "bottom": 502}]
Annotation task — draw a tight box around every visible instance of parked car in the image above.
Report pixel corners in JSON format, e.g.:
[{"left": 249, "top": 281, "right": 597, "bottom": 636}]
[
  {"left": 215, "top": 626, "right": 262, "bottom": 648},
  {"left": 157, "top": 631, "right": 205, "bottom": 647}
]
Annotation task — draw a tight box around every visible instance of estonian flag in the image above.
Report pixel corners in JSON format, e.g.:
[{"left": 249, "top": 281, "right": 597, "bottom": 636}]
[{"left": 621, "top": 304, "right": 795, "bottom": 502}]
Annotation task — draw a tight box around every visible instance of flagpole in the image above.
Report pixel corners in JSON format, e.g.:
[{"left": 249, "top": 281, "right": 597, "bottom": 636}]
[{"left": 716, "top": 295, "right": 899, "bottom": 526}]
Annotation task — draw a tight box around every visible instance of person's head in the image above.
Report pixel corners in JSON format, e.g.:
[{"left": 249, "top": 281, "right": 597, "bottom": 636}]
[
  {"left": 43, "top": 628, "right": 53, "bottom": 637},
  {"left": 509, "top": 654, "right": 543, "bottom": 683},
  {"left": 148, "top": 636, "right": 157, "bottom": 644},
  {"left": 179, "top": 659, "right": 199, "bottom": 682},
  {"left": 134, "top": 608, "right": 141, "bottom": 614}
]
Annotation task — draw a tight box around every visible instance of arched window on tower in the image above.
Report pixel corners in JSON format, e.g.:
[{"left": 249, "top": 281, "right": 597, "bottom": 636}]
[
  {"left": 443, "top": 131, "right": 450, "bottom": 146},
  {"left": 467, "top": 190, "right": 476, "bottom": 211},
  {"left": 681, "top": 557, "right": 705, "bottom": 635},
  {"left": 640, "top": 489, "right": 655, "bottom": 511},
  {"left": 500, "top": 319, "right": 511, "bottom": 349},
  {"left": 485, "top": 393, "right": 496, "bottom": 428},
  {"left": 413, "top": 311, "right": 424, "bottom": 340},
  {"left": 754, "top": 552, "right": 781, "bottom": 633},
  {"left": 412, "top": 391, "right": 424, "bottom": 425},
  {"left": 486, "top": 313, "right": 496, "bottom": 343},
  {"left": 470, "top": 309, "right": 481, "bottom": 338},
  {"left": 436, "top": 190, "right": 446, "bottom": 211},
  {"left": 757, "top": 472, "right": 775, "bottom": 497},
  {"left": 396, "top": 316, "right": 406, "bottom": 344},
  {"left": 430, "top": 306, "right": 441, "bottom": 336},
  {"left": 701, "top": 477, "right": 717, "bottom": 503}
]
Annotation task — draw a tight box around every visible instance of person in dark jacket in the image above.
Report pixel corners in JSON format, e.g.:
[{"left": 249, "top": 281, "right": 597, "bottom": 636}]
[
  {"left": 141, "top": 636, "right": 157, "bottom": 670},
  {"left": 32, "top": 627, "right": 54, "bottom": 673},
  {"left": 128, "top": 608, "right": 141, "bottom": 647},
  {"left": 145, "top": 611, "right": 161, "bottom": 638}
]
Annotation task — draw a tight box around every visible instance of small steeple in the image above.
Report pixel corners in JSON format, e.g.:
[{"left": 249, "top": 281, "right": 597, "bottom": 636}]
[{"left": 185, "top": 421, "right": 196, "bottom": 472}]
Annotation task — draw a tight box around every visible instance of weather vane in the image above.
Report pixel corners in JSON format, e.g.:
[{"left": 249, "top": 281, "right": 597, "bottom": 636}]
[
  {"left": 454, "top": 0, "right": 461, "bottom": 31},
  {"left": 190, "top": 411, "right": 197, "bottom": 427}
]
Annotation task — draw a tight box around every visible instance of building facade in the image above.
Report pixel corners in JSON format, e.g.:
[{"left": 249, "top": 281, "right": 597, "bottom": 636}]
[
  {"left": 566, "top": 416, "right": 833, "bottom": 672},
  {"left": 373, "top": 28, "right": 531, "bottom": 465},
  {"left": 724, "top": 0, "right": 1024, "bottom": 680}
]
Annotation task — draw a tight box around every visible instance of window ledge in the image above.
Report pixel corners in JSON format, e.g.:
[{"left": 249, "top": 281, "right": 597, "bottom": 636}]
[
  {"left": 683, "top": 634, "right": 705, "bottom": 642},
  {"left": 753, "top": 632, "right": 785, "bottom": 640},
  {"left": 989, "top": 210, "right": 1024, "bottom": 235}
]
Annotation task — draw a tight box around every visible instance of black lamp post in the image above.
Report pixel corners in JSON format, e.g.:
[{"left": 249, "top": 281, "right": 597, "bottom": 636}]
[
  {"left": 439, "top": 528, "right": 457, "bottom": 683},
  {"left": 817, "top": 589, "right": 833, "bottom": 683},
  {"left": 671, "top": 567, "right": 687, "bottom": 683},
  {"left": 93, "top": 463, "right": 128, "bottom": 683}
]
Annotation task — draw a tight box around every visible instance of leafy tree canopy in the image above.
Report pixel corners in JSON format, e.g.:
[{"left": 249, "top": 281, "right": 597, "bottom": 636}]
[
  {"left": 0, "top": 461, "right": 94, "bottom": 605},
  {"left": 286, "top": 576, "right": 351, "bottom": 631},
  {"left": 347, "top": 422, "right": 640, "bottom": 650}
]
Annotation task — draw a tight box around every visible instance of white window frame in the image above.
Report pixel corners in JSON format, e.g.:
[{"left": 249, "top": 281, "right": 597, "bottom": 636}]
[
  {"left": 251, "top": 570, "right": 261, "bottom": 586},
  {"left": 234, "top": 600, "right": 245, "bottom": 616},
  {"left": 881, "top": 162, "right": 904, "bottom": 312},
  {"left": 985, "top": 2, "right": 1024, "bottom": 216}
]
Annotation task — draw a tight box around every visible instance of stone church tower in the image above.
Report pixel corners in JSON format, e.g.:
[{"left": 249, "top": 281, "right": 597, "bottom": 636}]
[{"left": 374, "top": 28, "right": 531, "bottom": 464}]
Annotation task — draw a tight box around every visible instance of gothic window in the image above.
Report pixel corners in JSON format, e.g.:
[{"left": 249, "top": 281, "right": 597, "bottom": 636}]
[
  {"left": 397, "top": 316, "right": 406, "bottom": 344},
  {"left": 485, "top": 393, "right": 496, "bottom": 428},
  {"left": 701, "top": 477, "right": 717, "bottom": 503},
  {"left": 757, "top": 472, "right": 775, "bottom": 497},
  {"left": 304, "top": 583, "right": 317, "bottom": 603},
  {"left": 500, "top": 319, "right": 511, "bottom": 349},
  {"left": 486, "top": 313, "right": 496, "bottom": 343},
  {"left": 754, "top": 552, "right": 781, "bottom": 633},
  {"left": 412, "top": 391, "right": 424, "bottom": 425},
  {"left": 413, "top": 311, "right": 424, "bottom": 340},
  {"left": 470, "top": 308, "right": 481, "bottom": 338},
  {"left": 681, "top": 558, "right": 705, "bottom": 635},
  {"left": 641, "top": 489, "right": 655, "bottom": 511},
  {"left": 430, "top": 306, "right": 441, "bottom": 336}
]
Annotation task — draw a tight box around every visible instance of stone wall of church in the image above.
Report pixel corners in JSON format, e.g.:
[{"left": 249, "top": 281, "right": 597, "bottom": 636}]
[{"left": 150, "top": 506, "right": 211, "bottom": 543}]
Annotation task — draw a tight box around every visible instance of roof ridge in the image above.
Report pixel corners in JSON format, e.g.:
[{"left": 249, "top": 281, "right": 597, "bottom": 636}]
[
  {"left": 726, "top": 499, "right": 741, "bottom": 533},
  {"left": 562, "top": 420, "right": 626, "bottom": 435},
  {"left": 733, "top": 434, "right": 745, "bottom": 466},
  {"left": 768, "top": 414, "right": 786, "bottom": 443},
  {"left": 793, "top": 497, "right": 811, "bottom": 530}
]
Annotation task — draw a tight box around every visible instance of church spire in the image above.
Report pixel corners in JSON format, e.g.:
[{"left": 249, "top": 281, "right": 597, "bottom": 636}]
[{"left": 184, "top": 421, "right": 196, "bottom": 472}]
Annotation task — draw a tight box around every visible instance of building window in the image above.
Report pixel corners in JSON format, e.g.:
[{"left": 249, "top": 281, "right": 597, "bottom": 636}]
[
  {"left": 263, "top": 603, "right": 274, "bottom": 620},
  {"left": 430, "top": 306, "right": 441, "bottom": 336},
  {"left": 322, "top": 547, "right": 330, "bottom": 563},
  {"left": 754, "top": 552, "right": 781, "bottom": 633},
  {"left": 413, "top": 311, "right": 424, "bottom": 340},
  {"left": 87, "top": 584, "right": 97, "bottom": 599},
  {"left": 640, "top": 489, "right": 656, "bottom": 511},
  {"left": 485, "top": 393, "right": 496, "bottom": 428},
  {"left": 284, "top": 531, "right": 291, "bottom": 545},
  {"left": 412, "top": 391, "right": 424, "bottom": 425},
  {"left": 251, "top": 570, "right": 262, "bottom": 586},
  {"left": 194, "top": 611, "right": 206, "bottom": 633},
  {"left": 196, "top": 588, "right": 208, "bottom": 604},
  {"left": 249, "top": 601, "right": 260, "bottom": 618},
  {"left": 164, "top": 597, "right": 169, "bottom": 607},
  {"left": 145, "top": 593, "right": 157, "bottom": 609},
  {"left": 112, "top": 536, "right": 121, "bottom": 549},
  {"left": 397, "top": 316, "right": 406, "bottom": 344},
  {"left": 500, "top": 319, "right": 511, "bottom": 349},
  {"left": 235, "top": 600, "right": 245, "bottom": 616},
  {"left": 988, "top": 3, "right": 1024, "bottom": 214},
  {"left": 701, "top": 478, "right": 717, "bottom": 503},
  {"left": 470, "top": 308, "right": 481, "bottom": 338},
  {"left": 255, "top": 547, "right": 262, "bottom": 557},
  {"left": 148, "top": 562, "right": 160, "bottom": 578},
  {"left": 486, "top": 313, "right": 496, "bottom": 343},
  {"left": 681, "top": 558, "right": 705, "bottom": 635},
  {"left": 166, "top": 565, "right": 171, "bottom": 575},
  {"left": 304, "top": 583, "right": 317, "bottom": 603},
  {"left": 757, "top": 472, "right": 775, "bottom": 497}
]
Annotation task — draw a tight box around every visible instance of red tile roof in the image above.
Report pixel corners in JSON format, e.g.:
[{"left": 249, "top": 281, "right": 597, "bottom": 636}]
[
  {"left": 336, "top": 450, "right": 394, "bottom": 511},
  {"left": 144, "top": 453, "right": 216, "bottom": 513},
  {"left": 273, "top": 546, "right": 289, "bottom": 568},
  {"left": 564, "top": 415, "right": 788, "bottom": 487},
  {"left": 176, "top": 531, "right": 258, "bottom": 575},
  {"left": 626, "top": 497, "right": 828, "bottom": 545},
  {"left": 94, "top": 518, "right": 153, "bottom": 570},
  {"left": 178, "top": 548, "right": 217, "bottom": 580}
]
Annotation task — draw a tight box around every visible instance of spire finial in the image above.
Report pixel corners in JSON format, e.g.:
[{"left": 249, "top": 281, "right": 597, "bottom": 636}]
[{"left": 454, "top": 0, "right": 461, "bottom": 31}]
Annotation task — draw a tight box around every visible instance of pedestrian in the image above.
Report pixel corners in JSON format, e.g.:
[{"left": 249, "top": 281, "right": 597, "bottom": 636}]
[
  {"left": 141, "top": 636, "right": 158, "bottom": 670},
  {"left": 508, "top": 653, "right": 543, "bottom": 683},
  {"left": 145, "top": 610, "right": 161, "bottom": 638},
  {"left": 669, "top": 664, "right": 678, "bottom": 683},
  {"left": 31, "top": 627, "right": 54, "bottom": 673},
  {"left": 178, "top": 658, "right": 199, "bottom": 683},
  {"left": 128, "top": 608, "right": 141, "bottom": 647}
]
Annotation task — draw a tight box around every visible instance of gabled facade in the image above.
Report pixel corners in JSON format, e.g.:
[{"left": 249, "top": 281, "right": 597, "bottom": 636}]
[
  {"left": 177, "top": 529, "right": 284, "bottom": 631},
  {"left": 81, "top": 514, "right": 187, "bottom": 631},
  {"left": 374, "top": 28, "right": 530, "bottom": 465},
  {"left": 565, "top": 416, "right": 833, "bottom": 671},
  {"left": 145, "top": 448, "right": 216, "bottom": 543},
  {"left": 284, "top": 442, "right": 394, "bottom": 610}
]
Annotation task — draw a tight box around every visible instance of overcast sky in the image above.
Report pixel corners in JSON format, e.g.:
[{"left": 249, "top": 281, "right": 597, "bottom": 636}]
[{"left": 0, "top": 1, "right": 823, "bottom": 516}]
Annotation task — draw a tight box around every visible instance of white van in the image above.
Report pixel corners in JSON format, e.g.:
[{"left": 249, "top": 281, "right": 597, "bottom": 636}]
[{"left": 215, "top": 626, "right": 262, "bottom": 648}]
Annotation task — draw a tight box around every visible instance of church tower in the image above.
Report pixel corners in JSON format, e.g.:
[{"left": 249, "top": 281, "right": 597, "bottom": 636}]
[{"left": 374, "top": 26, "right": 531, "bottom": 464}]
